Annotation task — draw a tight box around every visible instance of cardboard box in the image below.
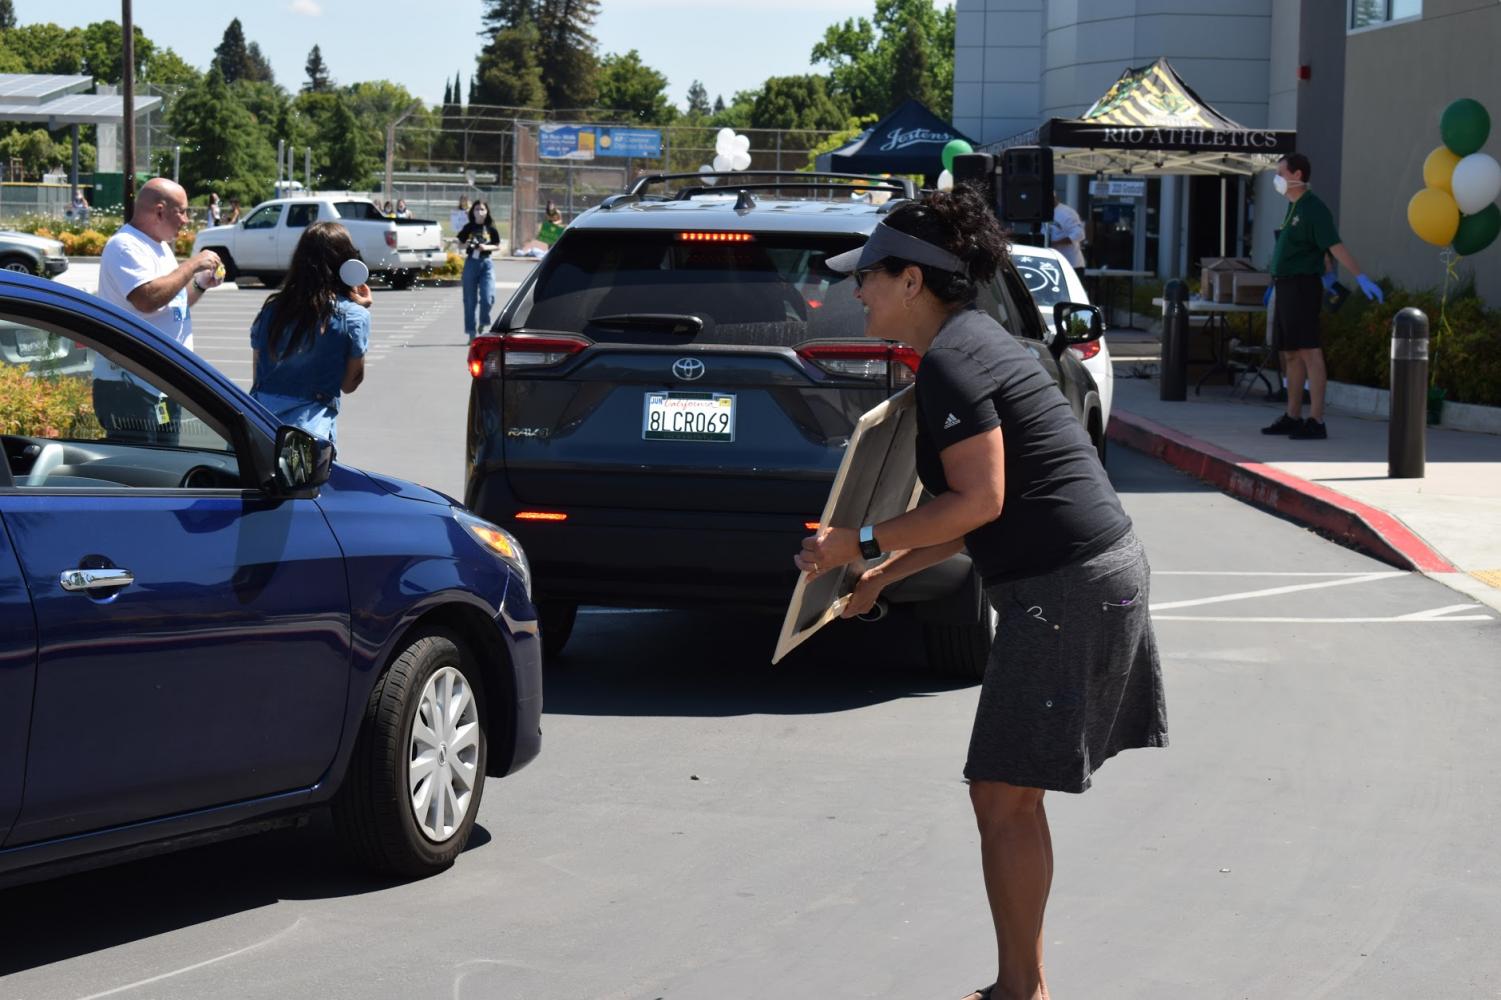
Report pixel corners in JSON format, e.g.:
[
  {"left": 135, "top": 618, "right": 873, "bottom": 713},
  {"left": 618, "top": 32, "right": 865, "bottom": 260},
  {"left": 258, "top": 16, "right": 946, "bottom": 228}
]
[
  {"left": 1201, "top": 256, "right": 1253, "bottom": 303},
  {"left": 1232, "top": 270, "right": 1272, "bottom": 305}
]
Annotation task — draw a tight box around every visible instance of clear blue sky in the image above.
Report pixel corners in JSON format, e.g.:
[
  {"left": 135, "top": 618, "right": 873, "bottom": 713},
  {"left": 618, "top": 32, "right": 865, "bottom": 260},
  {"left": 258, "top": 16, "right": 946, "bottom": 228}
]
[{"left": 12, "top": 0, "right": 940, "bottom": 109}]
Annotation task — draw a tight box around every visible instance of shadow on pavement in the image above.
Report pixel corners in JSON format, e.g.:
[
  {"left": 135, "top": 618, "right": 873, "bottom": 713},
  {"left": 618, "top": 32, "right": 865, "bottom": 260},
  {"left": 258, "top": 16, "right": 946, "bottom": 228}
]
[
  {"left": 1105, "top": 447, "right": 1217, "bottom": 495},
  {"left": 544, "top": 605, "right": 973, "bottom": 719},
  {"left": 0, "top": 814, "right": 490, "bottom": 977}
]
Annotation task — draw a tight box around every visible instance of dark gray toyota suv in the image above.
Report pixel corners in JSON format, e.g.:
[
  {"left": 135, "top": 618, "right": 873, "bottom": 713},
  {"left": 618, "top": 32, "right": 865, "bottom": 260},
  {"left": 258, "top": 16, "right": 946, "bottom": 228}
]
[{"left": 464, "top": 173, "right": 1107, "bottom": 677}]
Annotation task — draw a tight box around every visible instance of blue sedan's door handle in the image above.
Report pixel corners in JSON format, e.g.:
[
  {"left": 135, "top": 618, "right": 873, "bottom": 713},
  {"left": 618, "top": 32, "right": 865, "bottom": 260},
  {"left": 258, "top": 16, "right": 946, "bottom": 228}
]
[{"left": 60, "top": 568, "right": 135, "bottom": 592}]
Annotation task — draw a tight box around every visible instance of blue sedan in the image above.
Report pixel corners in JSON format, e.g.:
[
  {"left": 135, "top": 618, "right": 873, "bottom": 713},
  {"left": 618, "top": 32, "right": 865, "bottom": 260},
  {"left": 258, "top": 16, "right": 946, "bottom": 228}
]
[{"left": 0, "top": 272, "right": 542, "bottom": 885}]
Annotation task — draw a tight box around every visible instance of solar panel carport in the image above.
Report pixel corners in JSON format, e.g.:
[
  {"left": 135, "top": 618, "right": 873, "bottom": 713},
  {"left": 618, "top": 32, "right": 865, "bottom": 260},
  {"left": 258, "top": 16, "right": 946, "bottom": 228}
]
[{"left": 0, "top": 74, "right": 163, "bottom": 199}]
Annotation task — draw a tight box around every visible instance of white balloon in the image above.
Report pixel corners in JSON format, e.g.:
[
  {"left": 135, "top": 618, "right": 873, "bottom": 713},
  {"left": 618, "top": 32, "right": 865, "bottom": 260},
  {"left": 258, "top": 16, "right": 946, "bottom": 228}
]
[
  {"left": 1452, "top": 153, "right": 1501, "bottom": 215},
  {"left": 731, "top": 133, "right": 750, "bottom": 155},
  {"left": 730, "top": 151, "right": 751, "bottom": 171},
  {"left": 713, "top": 153, "right": 732, "bottom": 172},
  {"left": 699, "top": 163, "right": 713, "bottom": 173},
  {"left": 715, "top": 127, "right": 737, "bottom": 157},
  {"left": 936, "top": 169, "right": 955, "bottom": 192}
]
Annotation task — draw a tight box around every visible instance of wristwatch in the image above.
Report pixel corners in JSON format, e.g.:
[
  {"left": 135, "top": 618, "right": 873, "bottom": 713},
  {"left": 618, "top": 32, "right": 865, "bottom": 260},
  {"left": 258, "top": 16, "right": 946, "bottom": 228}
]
[{"left": 858, "top": 524, "right": 883, "bottom": 560}]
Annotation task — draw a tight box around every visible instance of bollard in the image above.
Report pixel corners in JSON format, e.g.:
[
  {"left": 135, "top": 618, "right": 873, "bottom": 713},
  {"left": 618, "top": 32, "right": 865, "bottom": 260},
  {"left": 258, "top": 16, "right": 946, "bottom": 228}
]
[
  {"left": 1389, "top": 307, "right": 1428, "bottom": 479},
  {"left": 1159, "top": 278, "right": 1188, "bottom": 401}
]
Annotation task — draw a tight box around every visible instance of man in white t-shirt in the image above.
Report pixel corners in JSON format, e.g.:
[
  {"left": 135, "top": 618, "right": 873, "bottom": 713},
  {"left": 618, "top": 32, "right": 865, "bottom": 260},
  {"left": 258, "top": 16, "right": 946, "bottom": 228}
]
[
  {"left": 94, "top": 177, "right": 223, "bottom": 444},
  {"left": 1048, "top": 191, "right": 1087, "bottom": 270}
]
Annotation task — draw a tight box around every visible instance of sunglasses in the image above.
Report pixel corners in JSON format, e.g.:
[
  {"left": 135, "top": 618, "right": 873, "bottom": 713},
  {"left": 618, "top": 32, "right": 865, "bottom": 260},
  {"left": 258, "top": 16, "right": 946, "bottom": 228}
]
[{"left": 852, "top": 266, "right": 884, "bottom": 289}]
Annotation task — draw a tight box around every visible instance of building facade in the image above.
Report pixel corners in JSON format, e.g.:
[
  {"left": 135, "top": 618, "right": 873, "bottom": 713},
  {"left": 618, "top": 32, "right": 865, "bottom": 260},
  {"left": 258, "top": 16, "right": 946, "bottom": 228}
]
[{"left": 954, "top": 0, "right": 1501, "bottom": 304}]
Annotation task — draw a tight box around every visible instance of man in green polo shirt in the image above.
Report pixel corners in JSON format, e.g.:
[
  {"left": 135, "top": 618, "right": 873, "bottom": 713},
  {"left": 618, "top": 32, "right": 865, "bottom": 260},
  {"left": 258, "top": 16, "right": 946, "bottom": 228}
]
[{"left": 1263, "top": 152, "right": 1384, "bottom": 440}]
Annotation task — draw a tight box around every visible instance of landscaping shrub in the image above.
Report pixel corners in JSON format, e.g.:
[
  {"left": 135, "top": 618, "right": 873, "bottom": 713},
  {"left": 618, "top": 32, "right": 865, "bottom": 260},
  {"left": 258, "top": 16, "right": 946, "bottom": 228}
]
[{"left": 0, "top": 367, "right": 102, "bottom": 440}]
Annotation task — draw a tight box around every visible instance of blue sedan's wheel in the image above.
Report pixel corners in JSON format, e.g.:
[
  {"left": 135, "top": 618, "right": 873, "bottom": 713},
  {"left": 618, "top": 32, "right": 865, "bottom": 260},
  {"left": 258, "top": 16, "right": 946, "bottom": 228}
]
[{"left": 335, "top": 629, "right": 489, "bottom": 876}]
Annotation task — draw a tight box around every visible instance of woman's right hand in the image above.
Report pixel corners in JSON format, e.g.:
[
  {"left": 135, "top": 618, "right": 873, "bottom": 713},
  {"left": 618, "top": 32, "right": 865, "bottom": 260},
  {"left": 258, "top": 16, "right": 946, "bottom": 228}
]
[
  {"left": 349, "top": 283, "right": 373, "bottom": 308},
  {"left": 840, "top": 568, "right": 887, "bottom": 619}
]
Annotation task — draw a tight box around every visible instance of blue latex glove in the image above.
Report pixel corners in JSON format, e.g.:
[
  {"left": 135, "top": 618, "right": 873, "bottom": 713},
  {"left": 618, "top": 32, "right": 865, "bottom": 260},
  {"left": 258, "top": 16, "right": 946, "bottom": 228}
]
[
  {"left": 1321, "top": 271, "right": 1337, "bottom": 292},
  {"left": 1262, "top": 284, "right": 1273, "bottom": 307},
  {"left": 1356, "top": 274, "right": 1384, "bottom": 302}
]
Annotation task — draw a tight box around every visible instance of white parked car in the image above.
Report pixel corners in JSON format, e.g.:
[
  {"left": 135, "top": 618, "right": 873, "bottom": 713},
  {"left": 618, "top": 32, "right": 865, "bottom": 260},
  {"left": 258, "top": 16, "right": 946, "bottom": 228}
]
[
  {"left": 1010, "top": 245, "right": 1113, "bottom": 427},
  {"left": 192, "top": 196, "right": 445, "bottom": 290}
]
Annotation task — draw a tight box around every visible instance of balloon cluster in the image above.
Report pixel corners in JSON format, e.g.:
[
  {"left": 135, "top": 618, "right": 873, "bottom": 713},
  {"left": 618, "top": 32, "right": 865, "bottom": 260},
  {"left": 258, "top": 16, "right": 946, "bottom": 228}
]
[
  {"left": 935, "top": 139, "right": 973, "bottom": 192},
  {"left": 698, "top": 129, "right": 752, "bottom": 184},
  {"left": 1407, "top": 98, "right": 1500, "bottom": 256}
]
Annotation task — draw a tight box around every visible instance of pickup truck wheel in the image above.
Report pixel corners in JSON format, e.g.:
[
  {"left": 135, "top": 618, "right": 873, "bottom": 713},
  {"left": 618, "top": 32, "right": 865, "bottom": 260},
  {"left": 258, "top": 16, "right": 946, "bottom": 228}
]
[
  {"left": 389, "top": 270, "right": 416, "bottom": 291},
  {"left": 921, "top": 600, "right": 997, "bottom": 681},
  {"left": 259, "top": 272, "right": 285, "bottom": 289},
  {"left": 333, "top": 628, "right": 488, "bottom": 877},
  {"left": 539, "top": 601, "right": 578, "bottom": 661},
  {"left": 0, "top": 255, "right": 36, "bottom": 274}
]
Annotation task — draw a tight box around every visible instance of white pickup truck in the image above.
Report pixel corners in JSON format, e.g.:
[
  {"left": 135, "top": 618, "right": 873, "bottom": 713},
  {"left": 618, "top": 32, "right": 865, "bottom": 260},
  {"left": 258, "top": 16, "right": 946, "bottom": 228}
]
[{"left": 192, "top": 196, "right": 445, "bottom": 290}]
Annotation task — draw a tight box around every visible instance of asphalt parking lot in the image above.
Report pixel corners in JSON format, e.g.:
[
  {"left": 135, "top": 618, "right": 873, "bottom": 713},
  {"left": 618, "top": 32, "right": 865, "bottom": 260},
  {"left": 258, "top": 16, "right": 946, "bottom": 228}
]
[{"left": 5, "top": 268, "right": 1499, "bottom": 999}]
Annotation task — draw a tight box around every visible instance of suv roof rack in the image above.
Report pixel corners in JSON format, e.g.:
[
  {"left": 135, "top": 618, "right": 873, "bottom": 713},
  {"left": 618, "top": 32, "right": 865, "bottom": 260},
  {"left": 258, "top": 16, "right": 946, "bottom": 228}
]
[{"left": 615, "top": 171, "right": 918, "bottom": 204}]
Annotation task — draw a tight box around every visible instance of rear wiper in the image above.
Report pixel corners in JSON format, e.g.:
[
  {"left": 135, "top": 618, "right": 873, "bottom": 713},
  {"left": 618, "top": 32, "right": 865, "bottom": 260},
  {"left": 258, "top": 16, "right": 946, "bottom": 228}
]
[{"left": 587, "top": 313, "right": 704, "bottom": 336}]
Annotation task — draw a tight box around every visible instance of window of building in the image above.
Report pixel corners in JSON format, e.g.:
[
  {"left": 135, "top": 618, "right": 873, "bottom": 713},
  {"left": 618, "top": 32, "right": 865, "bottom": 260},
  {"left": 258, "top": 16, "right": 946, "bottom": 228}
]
[{"left": 1350, "top": 0, "right": 1421, "bottom": 30}]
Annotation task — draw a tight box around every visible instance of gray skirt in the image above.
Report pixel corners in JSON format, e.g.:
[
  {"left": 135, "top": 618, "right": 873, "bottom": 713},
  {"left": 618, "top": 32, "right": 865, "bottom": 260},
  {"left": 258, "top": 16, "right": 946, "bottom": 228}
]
[{"left": 965, "top": 531, "right": 1168, "bottom": 793}]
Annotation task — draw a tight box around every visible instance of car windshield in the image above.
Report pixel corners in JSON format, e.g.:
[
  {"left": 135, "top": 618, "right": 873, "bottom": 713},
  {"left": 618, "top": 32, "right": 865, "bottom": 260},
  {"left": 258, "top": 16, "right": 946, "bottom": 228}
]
[
  {"left": 511, "top": 230, "right": 869, "bottom": 346},
  {"left": 1010, "top": 253, "right": 1071, "bottom": 316}
]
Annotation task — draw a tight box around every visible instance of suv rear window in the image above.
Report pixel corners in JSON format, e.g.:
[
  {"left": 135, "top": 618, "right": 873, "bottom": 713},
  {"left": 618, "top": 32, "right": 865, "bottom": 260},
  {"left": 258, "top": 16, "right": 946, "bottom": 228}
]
[{"left": 510, "top": 231, "right": 868, "bottom": 347}]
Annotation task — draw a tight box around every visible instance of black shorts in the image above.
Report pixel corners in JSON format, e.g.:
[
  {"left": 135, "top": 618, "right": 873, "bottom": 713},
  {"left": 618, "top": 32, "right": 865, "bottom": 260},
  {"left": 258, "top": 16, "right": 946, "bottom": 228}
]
[{"left": 1272, "top": 273, "right": 1324, "bottom": 352}]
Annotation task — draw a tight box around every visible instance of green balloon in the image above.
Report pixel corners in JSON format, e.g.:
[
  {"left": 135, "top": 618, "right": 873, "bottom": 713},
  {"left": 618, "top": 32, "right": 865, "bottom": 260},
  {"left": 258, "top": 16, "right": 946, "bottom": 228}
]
[
  {"left": 941, "top": 138, "right": 974, "bottom": 173},
  {"left": 1441, "top": 98, "right": 1491, "bottom": 157},
  {"left": 1452, "top": 202, "right": 1501, "bottom": 256}
]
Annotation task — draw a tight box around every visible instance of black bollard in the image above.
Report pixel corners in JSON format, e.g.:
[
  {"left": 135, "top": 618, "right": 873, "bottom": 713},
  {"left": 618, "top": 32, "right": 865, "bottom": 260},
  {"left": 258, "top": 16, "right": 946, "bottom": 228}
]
[
  {"left": 1159, "top": 278, "right": 1188, "bottom": 401},
  {"left": 1388, "top": 307, "right": 1428, "bottom": 479}
]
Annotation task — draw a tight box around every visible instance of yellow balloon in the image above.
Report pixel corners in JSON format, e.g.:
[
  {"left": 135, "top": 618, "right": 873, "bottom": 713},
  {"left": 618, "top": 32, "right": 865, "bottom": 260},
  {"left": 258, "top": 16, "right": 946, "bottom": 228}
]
[
  {"left": 1423, "top": 146, "right": 1461, "bottom": 193},
  {"left": 1408, "top": 187, "right": 1460, "bottom": 246}
]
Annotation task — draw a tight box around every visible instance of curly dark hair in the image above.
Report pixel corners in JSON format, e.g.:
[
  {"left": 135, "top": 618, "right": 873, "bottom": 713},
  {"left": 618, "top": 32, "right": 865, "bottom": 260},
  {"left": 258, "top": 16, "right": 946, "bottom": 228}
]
[
  {"left": 875, "top": 183, "right": 1010, "bottom": 305},
  {"left": 254, "top": 221, "right": 362, "bottom": 361}
]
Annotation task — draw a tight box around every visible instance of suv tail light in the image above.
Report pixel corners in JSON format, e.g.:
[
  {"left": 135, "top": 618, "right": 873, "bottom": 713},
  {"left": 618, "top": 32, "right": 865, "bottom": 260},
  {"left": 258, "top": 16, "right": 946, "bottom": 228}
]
[
  {"left": 384, "top": 230, "right": 398, "bottom": 249},
  {"left": 1070, "top": 340, "right": 1102, "bottom": 362},
  {"left": 796, "top": 342, "right": 920, "bottom": 388},
  {"left": 468, "top": 333, "right": 591, "bottom": 378}
]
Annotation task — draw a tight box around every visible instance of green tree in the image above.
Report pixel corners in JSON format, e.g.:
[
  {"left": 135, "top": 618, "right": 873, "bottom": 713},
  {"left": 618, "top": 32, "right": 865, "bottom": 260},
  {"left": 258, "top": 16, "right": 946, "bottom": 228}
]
[
  {"left": 749, "top": 75, "right": 849, "bottom": 132},
  {"left": 144, "top": 47, "right": 200, "bottom": 88},
  {"left": 297, "top": 91, "right": 377, "bottom": 189},
  {"left": 170, "top": 65, "right": 276, "bottom": 205},
  {"left": 213, "top": 18, "right": 250, "bottom": 83},
  {"left": 479, "top": 0, "right": 600, "bottom": 109},
  {"left": 710, "top": 90, "right": 756, "bottom": 129},
  {"left": 0, "top": 37, "right": 27, "bottom": 74},
  {"left": 474, "top": 16, "right": 546, "bottom": 110},
  {"left": 595, "top": 50, "right": 674, "bottom": 123},
  {"left": 232, "top": 79, "right": 294, "bottom": 155},
  {"left": 0, "top": 128, "right": 63, "bottom": 179},
  {"left": 685, "top": 80, "right": 710, "bottom": 118},
  {"left": 812, "top": 0, "right": 955, "bottom": 118},
  {"left": 303, "top": 44, "right": 331, "bottom": 93},
  {"left": 245, "top": 42, "right": 275, "bottom": 84},
  {"left": 78, "top": 21, "right": 154, "bottom": 85},
  {"left": 5, "top": 23, "right": 83, "bottom": 74},
  {"left": 0, "top": 0, "right": 15, "bottom": 31},
  {"left": 803, "top": 114, "right": 879, "bottom": 170},
  {"left": 713, "top": 94, "right": 725, "bottom": 114}
]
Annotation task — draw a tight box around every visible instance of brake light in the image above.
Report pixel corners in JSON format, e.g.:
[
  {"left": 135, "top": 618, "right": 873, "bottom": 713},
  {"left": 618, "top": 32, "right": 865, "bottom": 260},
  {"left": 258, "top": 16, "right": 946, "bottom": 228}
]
[
  {"left": 384, "top": 230, "right": 398, "bottom": 249},
  {"left": 796, "top": 342, "right": 920, "bottom": 386},
  {"left": 470, "top": 332, "right": 592, "bottom": 377},
  {"left": 804, "top": 521, "right": 821, "bottom": 532},
  {"left": 677, "top": 232, "right": 754, "bottom": 243},
  {"left": 1070, "top": 340, "right": 1102, "bottom": 361},
  {"left": 515, "top": 511, "right": 568, "bottom": 522},
  {"left": 468, "top": 335, "right": 502, "bottom": 377}
]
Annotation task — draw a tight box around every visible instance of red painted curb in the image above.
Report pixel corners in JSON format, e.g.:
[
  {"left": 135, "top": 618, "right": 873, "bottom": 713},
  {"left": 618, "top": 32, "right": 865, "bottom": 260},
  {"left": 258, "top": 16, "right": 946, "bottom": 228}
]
[{"left": 1109, "top": 409, "right": 1457, "bottom": 573}]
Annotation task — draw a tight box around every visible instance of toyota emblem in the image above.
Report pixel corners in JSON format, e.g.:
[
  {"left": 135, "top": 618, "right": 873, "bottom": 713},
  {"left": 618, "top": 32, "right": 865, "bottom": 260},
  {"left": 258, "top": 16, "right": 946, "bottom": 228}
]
[{"left": 672, "top": 357, "right": 706, "bottom": 381}]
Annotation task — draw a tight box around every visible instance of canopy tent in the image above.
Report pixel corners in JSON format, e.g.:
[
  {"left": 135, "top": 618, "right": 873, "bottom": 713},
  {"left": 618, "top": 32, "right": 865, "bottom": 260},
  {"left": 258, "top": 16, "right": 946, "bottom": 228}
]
[
  {"left": 815, "top": 99, "right": 974, "bottom": 179},
  {"left": 985, "top": 58, "right": 1295, "bottom": 177},
  {"left": 0, "top": 74, "right": 163, "bottom": 198}
]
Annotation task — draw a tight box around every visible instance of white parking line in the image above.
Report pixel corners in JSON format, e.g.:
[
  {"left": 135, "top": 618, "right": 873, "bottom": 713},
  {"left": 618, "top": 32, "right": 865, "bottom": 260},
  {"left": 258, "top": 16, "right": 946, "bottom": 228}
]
[{"left": 1149, "top": 572, "right": 1404, "bottom": 611}]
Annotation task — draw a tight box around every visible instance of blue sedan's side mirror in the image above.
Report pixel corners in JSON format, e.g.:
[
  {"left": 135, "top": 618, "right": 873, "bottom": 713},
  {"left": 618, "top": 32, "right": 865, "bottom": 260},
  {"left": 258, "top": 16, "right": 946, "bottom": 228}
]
[{"left": 272, "top": 425, "right": 333, "bottom": 494}]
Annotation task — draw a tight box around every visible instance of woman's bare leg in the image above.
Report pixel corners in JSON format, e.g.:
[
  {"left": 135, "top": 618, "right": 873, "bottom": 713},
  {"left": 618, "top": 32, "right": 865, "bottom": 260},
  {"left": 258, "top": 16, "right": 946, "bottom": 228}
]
[{"left": 964, "top": 781, "right": 1049, "bottom": 1000}]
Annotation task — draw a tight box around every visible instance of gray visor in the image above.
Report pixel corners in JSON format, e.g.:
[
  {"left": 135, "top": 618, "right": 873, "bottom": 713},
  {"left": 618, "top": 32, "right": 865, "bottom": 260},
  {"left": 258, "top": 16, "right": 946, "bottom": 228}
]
[{"left": 825, "top": 221, "right": 966, "bottom": 276}]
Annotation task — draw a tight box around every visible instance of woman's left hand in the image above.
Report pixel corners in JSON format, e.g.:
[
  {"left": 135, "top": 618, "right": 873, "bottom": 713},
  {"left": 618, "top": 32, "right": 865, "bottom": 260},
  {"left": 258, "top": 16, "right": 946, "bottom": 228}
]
[
  {"left": 349, "top": 283, "right": 373, "bottom": 308},
  {"left": 793, "top": 526, "right": 860, "bottom": 579}
]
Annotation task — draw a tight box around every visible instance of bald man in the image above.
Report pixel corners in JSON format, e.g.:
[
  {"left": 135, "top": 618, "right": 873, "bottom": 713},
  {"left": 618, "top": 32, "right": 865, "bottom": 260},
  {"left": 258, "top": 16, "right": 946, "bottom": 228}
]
[{"left": 94, "top": 178, "right": 224, "bottom": 444}]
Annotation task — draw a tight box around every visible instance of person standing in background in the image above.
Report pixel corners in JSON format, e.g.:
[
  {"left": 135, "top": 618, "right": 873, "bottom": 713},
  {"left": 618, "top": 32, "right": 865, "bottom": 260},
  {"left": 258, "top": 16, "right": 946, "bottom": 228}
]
[
  {"left": 450, "top": 196, "right": 471, "bottom": 238},
  {"left": 1048, "top": 191, "right": 1086, "bottom": 269},
  {"left": 206, "top": 192, "right": 221, "bottom": 227},
  {"left": 395, "top": 198, "right": 412, "bottom": 219},
  {"left": 456, "top": 200, "right": 500, "bottom": 341},
  {"left": 225, "top": 198, "right": 241, "bottom": 224},
  {"left": 93, "top": 178, "right": 223, "bottom": 444}
]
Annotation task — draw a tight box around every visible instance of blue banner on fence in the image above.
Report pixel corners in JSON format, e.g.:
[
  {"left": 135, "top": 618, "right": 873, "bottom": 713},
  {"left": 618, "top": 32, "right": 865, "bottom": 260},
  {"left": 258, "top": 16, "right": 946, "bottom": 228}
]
[
  {"left": 596, "top": 128, "right": 662, "bottom": 159},
  {"left": 539, "top": 125, "right": 596, "bottom": 161}
]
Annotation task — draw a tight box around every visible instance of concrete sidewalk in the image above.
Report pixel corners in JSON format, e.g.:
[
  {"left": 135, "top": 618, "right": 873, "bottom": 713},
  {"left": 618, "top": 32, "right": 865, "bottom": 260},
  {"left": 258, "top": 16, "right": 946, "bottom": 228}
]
[{"left": 1107, "top": 370, "right": 1501, "bottom": 612}]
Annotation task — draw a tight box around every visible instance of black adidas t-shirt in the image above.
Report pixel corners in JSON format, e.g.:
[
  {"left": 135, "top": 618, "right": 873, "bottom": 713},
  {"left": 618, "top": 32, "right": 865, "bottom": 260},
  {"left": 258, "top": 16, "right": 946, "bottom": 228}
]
[{"left": 914, "top": 307, "right": 1132, "bottom": 582}]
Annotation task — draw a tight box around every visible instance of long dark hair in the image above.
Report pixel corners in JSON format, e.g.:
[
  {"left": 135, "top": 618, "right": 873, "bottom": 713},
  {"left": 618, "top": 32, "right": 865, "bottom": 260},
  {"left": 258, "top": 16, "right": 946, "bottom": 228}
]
[
  {"left": 255, "top": 221, "right": 362, "bottom": 361},
  {"left": 877, "top": 184, "right": 1010, "bottom": 305},
  {"left": 468, "top": 200, "right": 493, "bottom": 227}
]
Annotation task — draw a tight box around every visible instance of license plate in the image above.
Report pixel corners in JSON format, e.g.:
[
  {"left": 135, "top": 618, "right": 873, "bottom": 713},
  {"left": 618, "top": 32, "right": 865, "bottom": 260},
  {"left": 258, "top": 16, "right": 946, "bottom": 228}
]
[
  {"left": 643, "top": 391, "right": 736, "bottom": 442},
  {"left": 14, "top": 331, "right": 56, "bottom": 358}
]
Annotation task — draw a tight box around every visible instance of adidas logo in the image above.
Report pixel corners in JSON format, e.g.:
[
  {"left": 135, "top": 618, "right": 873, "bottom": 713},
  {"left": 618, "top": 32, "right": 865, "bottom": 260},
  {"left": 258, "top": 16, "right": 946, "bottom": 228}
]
[{"left": 943, "top": 413, "right": 961, "bottom": 429}]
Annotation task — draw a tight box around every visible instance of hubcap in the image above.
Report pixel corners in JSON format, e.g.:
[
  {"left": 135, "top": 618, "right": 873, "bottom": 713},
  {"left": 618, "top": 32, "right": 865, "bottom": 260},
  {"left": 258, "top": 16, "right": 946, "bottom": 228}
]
[{"left": 408, "top": 665, "right": 480, "bottom": 843}]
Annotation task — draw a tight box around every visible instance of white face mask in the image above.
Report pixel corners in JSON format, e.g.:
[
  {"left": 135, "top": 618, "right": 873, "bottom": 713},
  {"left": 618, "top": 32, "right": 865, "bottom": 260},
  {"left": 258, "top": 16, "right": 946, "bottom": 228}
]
[{"left": 1274, "top": 174, "right": 1305, "bottom": 196}]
